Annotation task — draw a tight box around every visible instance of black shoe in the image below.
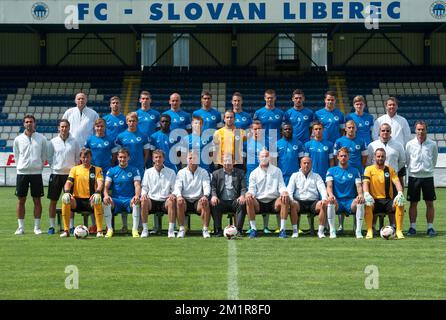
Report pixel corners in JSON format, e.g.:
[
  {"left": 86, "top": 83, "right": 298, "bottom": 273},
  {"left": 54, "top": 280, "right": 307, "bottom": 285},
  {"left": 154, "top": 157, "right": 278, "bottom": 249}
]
[{"left": 214, "top": 229, "right": 223, "bottom": 237}]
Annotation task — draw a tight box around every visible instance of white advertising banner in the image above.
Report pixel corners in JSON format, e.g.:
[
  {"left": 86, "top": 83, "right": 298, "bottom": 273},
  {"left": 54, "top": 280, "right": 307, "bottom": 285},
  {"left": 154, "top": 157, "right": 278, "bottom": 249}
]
[{"left": 0, "top": 1, "right": 445, "bottom": 25}]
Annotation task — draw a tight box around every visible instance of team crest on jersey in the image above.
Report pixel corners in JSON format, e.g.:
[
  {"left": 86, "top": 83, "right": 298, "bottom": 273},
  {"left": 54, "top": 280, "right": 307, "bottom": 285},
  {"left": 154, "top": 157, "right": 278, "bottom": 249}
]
[
  {"left": 355, "top": 145, "right": 361, "bottom": 150},
  {"left": 89, "top": 173, "right": 96, "bottom": 179},
  {"left": 275, "top": 115, "right": 280, "bottom": 119},
  {"left": 384, "top": 172, "right": 390, "bottom": 178},
  {"left": 104, "top": 141, "right": 109, "bottom": 146},
  {"left": 127, "top": 172, "right": 133, "bottom": 177},
  {"left": 365, "top": 121, "right": 370, "bottom": 126},
  {"left": 211, "top": 116, "right": 216, "bottom": 120},
  {"left": 323, "top": 146, "right": 329, "bottom": 151},
  {"left": 136, "top": 137, "right": 142, "bottom": 142},
  {"left": 348, "top": 173, "right": 353, "bottom": 179},
  {"left": 303, "top": 115, "right": 309, "bottom": 120},
  {"left": 293, "top": 145, "right": 298, "bottom": 150},
  {"left": 334, "top": 116, "right": 339, "bottom": 121},
  {"left": 180, "top": 117, "right": 185, "bottom": 121},
  {"left": 169, "top": 138, "right": 175, "bottom": 143},
  {"left": 150, "top": 115, "right": 155, "bottom": 120},
  {"left": 242, "top": 117, "right": 247, "bottom": 121},
  {"left": 119, "top": 120, "right": 124, "bottom": 125}
]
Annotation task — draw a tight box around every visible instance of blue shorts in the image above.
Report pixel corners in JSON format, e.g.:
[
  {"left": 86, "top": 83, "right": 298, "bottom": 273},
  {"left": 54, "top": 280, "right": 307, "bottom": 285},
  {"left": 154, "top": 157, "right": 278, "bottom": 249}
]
[
  {"left": 337, "top": 199, "right": 354, "bottom": 216},
  {"left": 113, "top": 197, "right": 133, "bottom": 215}
]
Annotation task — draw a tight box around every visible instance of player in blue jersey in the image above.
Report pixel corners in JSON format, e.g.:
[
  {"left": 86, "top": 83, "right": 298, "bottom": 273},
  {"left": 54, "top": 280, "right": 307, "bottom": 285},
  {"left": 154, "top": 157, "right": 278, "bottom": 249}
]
[
  {"left": 192, "top": 90, "right": 223, "bottom": 132},
  {"left": 275, "top": 123, "right": 304, "bottom": 185},
  {"left": 345, "top": 95, "right": 374, "bottom": 146},
  {"left": 253, "top": 89, "right": 284, "bottom": 149},
  {"left": 232, "top": 92, "right": 252, "bottom": 130},
  {"left": 113, "top": 112, "right": 151, "bottom": 175},
  {"left": 103, "top": 148, "right": 142, "bottom": 238},
  {"left": 180, "top": 116, "right": 214, "bottom": 173},
  {"left": 315, "top": 91, "right": 345, "bottom": 143},
  {"left": 84, "top": 118, "right": 116, "bottom": 175},
  {"left": 326, "top": 147, "right": 365, "bottom": 239},
  {"left": 304, "top": 121, "right": 335, "bottom": 181},
  {"left": 136, "top": 90, "right": 160, "bottom": 137},
  {"left": 243, "top": 120, "right": 273, "bottom": 233},
  {"left": 333, "top": 120, "right": 367, "bottom": 173},
  {"left": 162, "top": 92, "right": 191, "bottom": 132},
  {"left": 149, "top": 114, "right": 181, "bottom": 173},
  {"left": 284, "top": 89, "right": 314, "bottom": 143},
  {"left": 102, "top": 96, "right": 126, "bottom": 142}
]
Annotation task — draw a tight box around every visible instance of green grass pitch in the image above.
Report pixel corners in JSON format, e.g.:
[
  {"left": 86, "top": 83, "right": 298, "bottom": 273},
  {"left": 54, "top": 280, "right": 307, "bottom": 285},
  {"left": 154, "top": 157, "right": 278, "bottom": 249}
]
[{"left": 1, "top": 186, "right": 446, "bottom": 300}]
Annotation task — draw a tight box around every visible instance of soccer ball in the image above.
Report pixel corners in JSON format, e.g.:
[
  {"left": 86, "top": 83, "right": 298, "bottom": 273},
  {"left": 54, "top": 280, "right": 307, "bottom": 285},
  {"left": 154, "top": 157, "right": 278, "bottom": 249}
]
[
  {"left": 223, "top": 225, "right": 238, "bottom": 239},
  {"left": 380, "top": 226, "right": 395, "bottom": 240},
  {"left": 74, "top": 225, "right": 89, "bottom": 239}
]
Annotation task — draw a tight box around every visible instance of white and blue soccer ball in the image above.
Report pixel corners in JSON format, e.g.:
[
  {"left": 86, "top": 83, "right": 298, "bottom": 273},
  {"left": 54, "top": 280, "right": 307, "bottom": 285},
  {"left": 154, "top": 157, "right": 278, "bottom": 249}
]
[
  {"left": 223, "top": 225, "right": 238, "bottom": 239},
  {"left": 380, "top": 226, "right": 395, "bottom": 240},
  {"left": 74, "top": 225, "right": 89, "bottom": 239}
]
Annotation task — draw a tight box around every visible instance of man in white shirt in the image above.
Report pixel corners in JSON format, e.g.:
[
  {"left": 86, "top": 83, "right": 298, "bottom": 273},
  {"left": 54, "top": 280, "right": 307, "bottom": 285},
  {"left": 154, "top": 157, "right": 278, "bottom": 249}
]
[
  {"left": 405, "top": 121, "right": 438, "bottom": 237},
  {"left": 47, "top": 119, "right": 80, "bottom": 235},
  {"left": 173, "top": 151, "right": 211, "bottom": 238},
  {"left": 62, "top": 92, "right": 99, "bottom": 147},
  {"left": 372, "top": 97, "right": 411, "bottom": 149},
  {"left": 288, "top": 157, "right": 328, "bottom": 239},
  {"left": 245, "top": 149, "right": 290, "bottom": 238},
  {"left": 140, "top": 150, "right": 177, "bottom": 238},
  {"left": 13, "top": 115, "right": 48, "bottom": 235}
]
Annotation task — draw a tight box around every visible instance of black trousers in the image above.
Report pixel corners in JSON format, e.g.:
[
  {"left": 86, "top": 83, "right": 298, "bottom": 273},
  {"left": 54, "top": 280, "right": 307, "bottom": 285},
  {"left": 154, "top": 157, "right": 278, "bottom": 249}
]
[{"left": 211, "top": 199, "right": 246, "bottom": 231}]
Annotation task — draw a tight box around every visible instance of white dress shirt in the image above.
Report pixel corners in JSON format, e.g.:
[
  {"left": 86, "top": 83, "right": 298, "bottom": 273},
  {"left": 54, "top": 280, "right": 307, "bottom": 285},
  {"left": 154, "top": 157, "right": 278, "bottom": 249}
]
[
  {"left": 406, "top": 137, "right": 438, "bottom": 178},
  {"left": 141, "top": 166, "right": 176, "bottom": 201},
  {"left": 47, "top": 134, "right": 80, "bottom": 175},
  {"left": 367, "top": 138, "right": 406, "bottom": 172},
  {"left": 248, "top": 164, "right": 287, "bottom": 203},
  {"left": 173, "top": 166, "right": 211, "bottom": 201},
  {"left": 372, "top": 114, "right": 411, "bottom": 149},
  {"left": 287, "top": 170, "right": 327, "bottom": 201},
  {"left": 13, "top": 132, "right": 47, "bottom": 174},
  {"left": 62, "top": 106, "right": 99, "bottom": 147}
]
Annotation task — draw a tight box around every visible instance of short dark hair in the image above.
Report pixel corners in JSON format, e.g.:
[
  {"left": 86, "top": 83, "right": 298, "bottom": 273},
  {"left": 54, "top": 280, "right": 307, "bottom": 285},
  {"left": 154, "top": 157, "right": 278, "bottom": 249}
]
[
  {"left": 79, "top": 147, "right": 92, "bottom": 157},
  {"left": 58, "top": 119, "right": 70, "bottom": 127},
  {"left": 201, "top": 90, "right": 212, "bottom": 98},
  {"left": 324, "top": 91, "right": 336, "bottom": 99},
  {"left": 292, "top": 89, "right": 305, "bottom": 97},
  {"left": 23, "top": 114, "right": 36, "bottom": 123}
]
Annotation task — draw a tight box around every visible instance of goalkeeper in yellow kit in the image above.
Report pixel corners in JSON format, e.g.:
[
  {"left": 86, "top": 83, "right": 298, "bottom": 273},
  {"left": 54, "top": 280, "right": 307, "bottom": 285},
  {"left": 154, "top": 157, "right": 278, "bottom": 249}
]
[
  {"left": 60, "top": 148, "right": 104, "bottom": 238},
  {"left": 363, "top": 148, "right": 405, "bottom": 239}
]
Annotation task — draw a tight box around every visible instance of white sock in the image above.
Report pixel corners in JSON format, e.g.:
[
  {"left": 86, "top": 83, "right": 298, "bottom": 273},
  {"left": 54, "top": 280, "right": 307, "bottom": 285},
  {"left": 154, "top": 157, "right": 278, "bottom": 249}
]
[
  {"left": 203, "top": 226, "right": 208, "bottom": 231},
  {"left": 18, "top": 219, "right": 25, "bottom": 229},
  {"left": 280, "top": 219, "right": 286, "bottom": 231},
  {"left": 318, "top": 225, "right": 325, "bottom": 234},
  {"left": 34, "top": 219, "right": 40, "bottom": 229},
  {"left": 292, "top": 224, "right": 298, "bottom": 233},
  {"left": 428, "top": 223, "right": 434, "bottom": 229},
  {"left": 69, "top": 218, "right": 74, "bottom": 229},
  {"left": 250, "top": 220, "right": 257, "bottom": 230},
  {"left": 168, "top": 223, "right": 175, "bottom": 232},
  {"left": 327, "top": 204, "right": 336, "bottom": 233},
  {"left": 356, "top": 204, "right": 364, "bottom": 233},
  {"left": 103, "top": 204, "right": 113, "bottom": 230},
  {"left": 179, "top": 225, "right": 185, "bottom": 231},
  {"left": 122, "top": 214, "right": 128, "bottom": 228},
  {"left": 132, "top": 205, "right": 140, "bottom": 231},
  {"left": 49, "top": 218, "right": 55, "bottom": 228},
  {"left": 410, "top": 223, "right": 416, "bottom": 229},
  {"left": 143, "top": 223, "right": 148, "bottom": 231}
]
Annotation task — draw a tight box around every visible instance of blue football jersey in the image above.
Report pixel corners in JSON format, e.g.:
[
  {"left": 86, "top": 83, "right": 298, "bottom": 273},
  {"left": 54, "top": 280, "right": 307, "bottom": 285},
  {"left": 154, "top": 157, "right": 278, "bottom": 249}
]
[
  {"left": 163, "top": 109, "right": 191, "bottom": 131},
  {"left": 333, "top": 136, "right": 367, "bottom": 173},
  {"left": 315, "top": 108, "right": 345, "bottom": 143},
  {"left": 276, "top": 137, "right": 304, "bottom": 185},
  {"left": 304, "top": 139, "right": 334, "bottom": 181},
  {"left": 326, "top": 166, "right": 361, "bottom": 200},
  {"left": 244, "top": 138, "right": 266, "bottom": 185},
  {"left": 84, "top": 134, "right": 115, "bottom": 174},
  {"left": 253, "top": 107, "right": 284, "bottom": 145},
  {"left": 103, "top": 113, "right": 126, "bottom": 142},
  {"left": 136, "top": 108, "right": 160, "bottom": 137},
  {"left": 192, "top": 108, "right": 222, "bottom": 131},
  {"left": 150, "top": 130, "right": 181, "bottom": 172},
  {"left": 345, "top": 112, "right": 374, "bottom": 146},
  {"left": 284, "top": 107, "right": 314, "bottom": 143},
  {"left": 234, "top": 111, "right": 253, "bottom": 130},
  {"left": 106, "top": 165, "right": 141, "bottom": 199},
  {"left": 181, "top": 133, "right": 214, "bottom": 172},
  {"left": 114, "top": 130, "right": 150, "bottom": 174}
]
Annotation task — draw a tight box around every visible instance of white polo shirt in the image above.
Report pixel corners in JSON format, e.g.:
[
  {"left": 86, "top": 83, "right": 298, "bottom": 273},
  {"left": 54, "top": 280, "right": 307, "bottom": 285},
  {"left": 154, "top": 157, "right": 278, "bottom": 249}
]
[
  {"left": 287, "top": 170, "right": 327, "bottom": 201},
  {"left": 47, "top": 134, "right": 80, "bottom": 175},
  {"left": 372, "top": 114, "right": 411, "bottom": 149},
  {"left": 367, "top": 138, "right": 406, "bottom": 173},
  {"left": 62, "top": 106, "right": 99, "bottom": 147},
  {"left": 13, "top": 132, "right": 47, "bottom": 175},
  {"left": 173, "top": 166, "right": 211, "bottom": 201},
  {"left": 406, "top": 137, "right": 438, "bottom": 178},
  {"left": 141, "top": 166, "right": 176, "bottom": 201},
  {"left": 248, "top": 164, "right": 287, "bottom": 203}
]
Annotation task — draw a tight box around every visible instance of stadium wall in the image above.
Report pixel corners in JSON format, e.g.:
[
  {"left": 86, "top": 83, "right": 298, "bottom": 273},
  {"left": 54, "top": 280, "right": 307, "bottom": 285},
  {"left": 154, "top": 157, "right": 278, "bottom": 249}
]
[
  {"left": 0, "top": 33, "right": 39, "bottom": 66},
  {"left": 431, "top": 33, "right": 446, "bottom": 65}
]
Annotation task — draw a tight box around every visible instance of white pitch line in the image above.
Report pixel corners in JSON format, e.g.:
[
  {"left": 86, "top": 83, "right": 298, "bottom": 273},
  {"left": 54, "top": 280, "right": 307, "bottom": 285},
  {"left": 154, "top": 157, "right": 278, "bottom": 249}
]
[{"left": 227, "top": 239, "right": 239, "bottom": 300}]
